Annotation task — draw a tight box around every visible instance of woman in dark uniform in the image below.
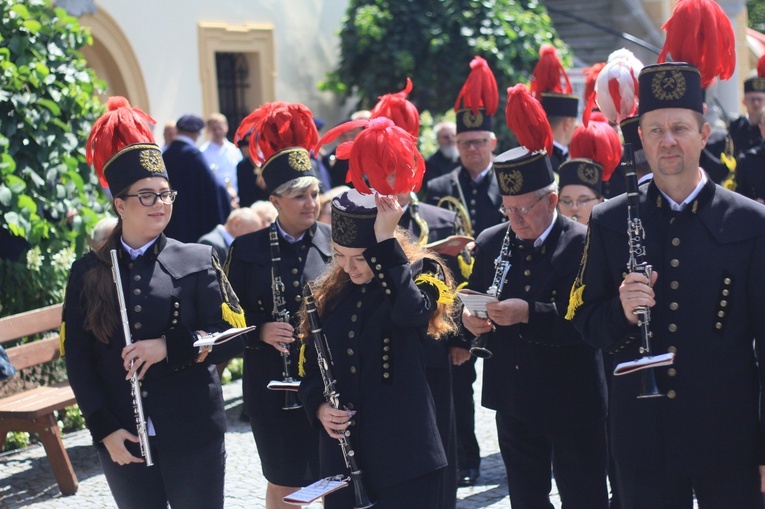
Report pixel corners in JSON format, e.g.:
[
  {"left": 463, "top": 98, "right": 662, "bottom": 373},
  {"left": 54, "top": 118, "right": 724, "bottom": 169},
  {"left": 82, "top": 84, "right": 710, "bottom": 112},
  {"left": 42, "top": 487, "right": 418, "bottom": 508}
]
[
  {"left": 225, "top": 102, "right": 332, "bottom": 508},
  {"left": 63, "top": 97, "right": 246, "bottom": 509},
  {"left": 298, "top": 118, "right": 458, "bottom": 508}
]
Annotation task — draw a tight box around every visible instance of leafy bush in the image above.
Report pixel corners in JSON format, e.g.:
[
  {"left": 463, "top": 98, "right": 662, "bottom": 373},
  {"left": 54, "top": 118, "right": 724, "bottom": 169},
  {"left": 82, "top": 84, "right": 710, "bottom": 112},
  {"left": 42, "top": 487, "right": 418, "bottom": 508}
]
[{"left": 0, "top": 0, "right": 107, "bottom": 317}]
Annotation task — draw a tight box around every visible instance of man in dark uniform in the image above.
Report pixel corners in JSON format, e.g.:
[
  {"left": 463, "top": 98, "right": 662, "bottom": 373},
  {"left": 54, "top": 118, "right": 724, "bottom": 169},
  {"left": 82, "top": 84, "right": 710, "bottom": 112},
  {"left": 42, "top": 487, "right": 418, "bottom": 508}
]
[
  {"left": 163, "top": 114, "right": 230, "bottom": 243},
  {"left": 424, "top": 57, "right": 504, "bottom": 487},
  {"left": 463, "top": 144, "right": 608, "bottom": 507},
  {"left": 736, "top": 122, "right": 765, "bottom": 202},
  {"left": 530, "top": 45, "right": 580, "bottom": 174},
  {"left": 569, "top": 61, "right": 765, "bottom": 507},
  {"left": 424, "top": 121, "right": 460, "bottom": 187},
  {"left": 729, "top": 62, "right": 765, "bottom": 157}
]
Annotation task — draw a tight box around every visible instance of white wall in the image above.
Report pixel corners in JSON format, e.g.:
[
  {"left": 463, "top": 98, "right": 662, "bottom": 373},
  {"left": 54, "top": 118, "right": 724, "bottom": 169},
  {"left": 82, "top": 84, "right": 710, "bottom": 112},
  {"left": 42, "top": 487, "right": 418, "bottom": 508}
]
[{"left": 92, "top": 0, "right": 349, "bottom": 144}]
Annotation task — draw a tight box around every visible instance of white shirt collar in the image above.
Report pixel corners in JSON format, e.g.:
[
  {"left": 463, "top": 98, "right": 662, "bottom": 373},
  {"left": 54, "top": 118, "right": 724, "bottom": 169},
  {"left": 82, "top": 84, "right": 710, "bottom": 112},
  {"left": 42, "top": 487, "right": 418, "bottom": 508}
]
[
  {"left": 276, "top": 219, "right": 306, "bottom": 244},
  {"left": 120, "top": 235, "right": 160, "bottom": 260},
  {"left": 658, "top": 171, "right": 707, "bottom": 211},
  {"left": 553, "top": 140, "right": 568, "bottom": 156},
  {"left": 471, "top": 165, "right": 493, "bottom": 184},
  {"left": 533, "top": 210, "right": 558, "bottom": 248}
]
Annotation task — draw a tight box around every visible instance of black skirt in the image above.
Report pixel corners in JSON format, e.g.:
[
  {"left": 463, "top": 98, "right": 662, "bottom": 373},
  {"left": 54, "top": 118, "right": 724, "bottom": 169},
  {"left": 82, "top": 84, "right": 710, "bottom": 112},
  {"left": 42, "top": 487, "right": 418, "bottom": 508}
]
[{"left": 243, "top": 345, "right": 320, "bottom": 487}]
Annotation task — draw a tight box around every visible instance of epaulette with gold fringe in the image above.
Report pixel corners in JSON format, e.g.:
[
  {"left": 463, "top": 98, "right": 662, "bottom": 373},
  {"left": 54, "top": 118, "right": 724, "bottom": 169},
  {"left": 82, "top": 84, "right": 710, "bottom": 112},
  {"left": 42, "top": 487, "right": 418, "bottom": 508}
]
[
  {"left": 415, "top": 272, "right": 456, "bottom": 305},
  {"left": 565, "top": 228, "right": 590, "bottom": 320}
]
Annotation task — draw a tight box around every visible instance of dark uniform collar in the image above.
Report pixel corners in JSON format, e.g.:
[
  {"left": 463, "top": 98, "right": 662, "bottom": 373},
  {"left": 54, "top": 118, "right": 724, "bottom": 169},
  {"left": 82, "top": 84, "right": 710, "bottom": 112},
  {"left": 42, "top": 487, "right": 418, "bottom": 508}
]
[
  {"left": 119, "top": 234, "right": 166, "bottom": 263},
  {"left": 305, "top": 222, "right": 332, "bottom": 258},
  {"left": 645, "top": 175, "right": 715, "bottom": 217}
]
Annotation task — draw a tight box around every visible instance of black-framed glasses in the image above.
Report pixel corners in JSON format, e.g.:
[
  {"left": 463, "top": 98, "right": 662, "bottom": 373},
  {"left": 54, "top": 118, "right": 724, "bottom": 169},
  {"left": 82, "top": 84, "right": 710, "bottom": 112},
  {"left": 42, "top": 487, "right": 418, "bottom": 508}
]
[
  {"left": 456, "top": 138, "right": 490, "bottom": 149},
  {"left": 122, "top": 190, "right": 178, "bottom": 206},
  {"left": 499, "top": 194, "right": 548, "bottom": 217},
  {"left": 558, "top": 197, "right": 598, "bottom": 208}
]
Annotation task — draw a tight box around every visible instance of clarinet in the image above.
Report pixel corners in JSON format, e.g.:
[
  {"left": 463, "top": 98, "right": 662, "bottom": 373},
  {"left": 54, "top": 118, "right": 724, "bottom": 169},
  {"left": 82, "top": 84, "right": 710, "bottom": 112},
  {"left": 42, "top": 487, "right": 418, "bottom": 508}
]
[
  {"left": 623, "top": 144, "right": 664, "bottom": 399},
  {"left": 304, "top": 286, "right": 374, "bottom": 509},
  {"left": 470, "top": 224, "right": 513, "bottom": 359},
  {"left": 109, "top": 249, "right": 153, "bottom": 466},
  {"left": 269, "top": 223, "right": 302, "bottom": 410}
]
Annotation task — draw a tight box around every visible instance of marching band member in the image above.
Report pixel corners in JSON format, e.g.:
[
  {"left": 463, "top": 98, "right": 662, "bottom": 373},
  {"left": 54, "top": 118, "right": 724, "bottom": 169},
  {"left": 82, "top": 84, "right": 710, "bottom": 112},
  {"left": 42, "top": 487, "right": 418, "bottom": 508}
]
[
  {"left": 298, "top": 117, "right": 458, "bottom": 508},
  {"left": 568, "top": 1, "right": 765, "bottom": 505},
  {"left": 463, "top": 86, "right": 608, "bottom": 507},
  {"left": 225, "top": 102, "right": 331, "bottom": 509},
  {"left": 63, "top": 97, "right": 246, "bottom": 509},
  {"left": 557, "top": 116, "right": 622, "bottom": 225}
]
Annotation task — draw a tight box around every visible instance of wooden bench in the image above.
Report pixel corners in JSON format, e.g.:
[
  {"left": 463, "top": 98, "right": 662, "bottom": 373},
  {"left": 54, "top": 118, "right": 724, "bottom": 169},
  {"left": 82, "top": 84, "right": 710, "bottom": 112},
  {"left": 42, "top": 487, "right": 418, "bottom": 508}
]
[{"left": 0, "top": 303, "right": 78, "bottom": 495}]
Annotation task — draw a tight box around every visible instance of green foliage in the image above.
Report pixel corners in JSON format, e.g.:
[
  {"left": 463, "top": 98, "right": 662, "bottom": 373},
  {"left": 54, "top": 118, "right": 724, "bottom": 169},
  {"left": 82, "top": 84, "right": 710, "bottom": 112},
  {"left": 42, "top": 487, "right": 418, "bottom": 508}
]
[
  {"left": 3, "top": 431, "right": 31, "bottom": 451},
  {"left": 749, "top": 0, "right": 765, "bottom": 31},
  {"left": 57, "top": 404, "right": 85, "bottom": 434},
  {"left": 321, "top": 0, "right": 569, "bottom": 116},
  {"left": 0, "top": 0, "right": 107, "bottom": 316}
]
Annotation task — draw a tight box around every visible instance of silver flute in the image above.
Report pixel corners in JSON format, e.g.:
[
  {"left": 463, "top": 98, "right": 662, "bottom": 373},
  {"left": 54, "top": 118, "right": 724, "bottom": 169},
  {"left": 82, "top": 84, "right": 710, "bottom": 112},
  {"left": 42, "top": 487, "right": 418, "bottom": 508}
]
[{"left": 109, "top": 249, "right": 153, "bottom": 466}]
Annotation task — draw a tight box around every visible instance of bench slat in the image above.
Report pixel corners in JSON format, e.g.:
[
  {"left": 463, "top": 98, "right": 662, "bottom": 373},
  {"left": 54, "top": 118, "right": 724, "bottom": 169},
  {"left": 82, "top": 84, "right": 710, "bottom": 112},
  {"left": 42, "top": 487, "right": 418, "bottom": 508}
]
[
  {"left": 6, "top": 337, "right": 61, "bottom": 371},
  {"left": 0, "top": 303, "right": 63, "bottom": 343},
  {"left": 0, "top": 384, "right": 76, "bottom": 420}
]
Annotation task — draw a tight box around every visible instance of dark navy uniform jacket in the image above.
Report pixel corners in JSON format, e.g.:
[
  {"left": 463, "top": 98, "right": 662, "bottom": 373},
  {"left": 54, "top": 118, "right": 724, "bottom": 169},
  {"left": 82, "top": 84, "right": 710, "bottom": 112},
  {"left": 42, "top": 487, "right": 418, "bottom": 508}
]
[
  {"left": 298, "top": 239, "right": 447, "bottom": 491},
  {"left": 468, "top": 215, "right": 606, "bottom": 433},
  {"left": 424, "top": 167, "right": 504, "bottom": 238},
  {"left": 729, "top": 116, "right": 763, "bottom": 157},
  {"left": 736, "top": 142, "right": 765, "bottom": 202},
  {"left": 225, "top": 222, "right": 332, "bottom": 417},
  {"left": 571, "top": 179, "right": 765, "bottom": 475},
  {"left": 549, "top": 145, "right": 568, "bottom": 174},
  {"left": 163, "top": 139, "right": 229, "bottom": 243},
  {"left": 63, "top": 236, "right": 244, "bottom": 453}
]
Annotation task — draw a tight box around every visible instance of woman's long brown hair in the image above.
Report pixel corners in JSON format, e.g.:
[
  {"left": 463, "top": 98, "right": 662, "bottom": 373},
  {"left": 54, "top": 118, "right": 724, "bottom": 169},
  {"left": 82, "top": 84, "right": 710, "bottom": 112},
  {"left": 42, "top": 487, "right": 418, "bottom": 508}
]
[
  {"left": 81, "top": 216, "right": 123, "bottom": 344},
  {"left": 299, "top": 227, "right": 459, "bottom": 342}
]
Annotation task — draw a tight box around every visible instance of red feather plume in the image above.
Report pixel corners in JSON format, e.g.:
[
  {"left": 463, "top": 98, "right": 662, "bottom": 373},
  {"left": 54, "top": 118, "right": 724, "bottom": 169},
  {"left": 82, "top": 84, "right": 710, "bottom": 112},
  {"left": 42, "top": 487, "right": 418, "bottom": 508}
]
[
  {"left": 530, "top": 44, "right": 573, "bottom": 98},
  {"left": 505, "top": 84, "right": 553, "bottom": 155},
  {"left": 86, "top": 96, "right": 156, "bottom": 187},
  {"left": 658, "top": 0, "right": 736, "bottom": 89},
  {"left": 453, "top": 56, "right": 499, "bottom": 116},
  {"left": 758, "top": 54, "right": 765, "bottom": 78},
  {"left": 370, "top": 78, "right": 420, "bottom": 138},
  {"left": 582, "top": 62, "right": 606, "bottom": 127},
  {"left": 568, "top": 120, "right": 623, "bottom": 181},
  {"left": 315, "top": 117, "right": 424, "bottom": 195},
  {"left": 234, "top": 102, "right": 318, "bottom": 166}
]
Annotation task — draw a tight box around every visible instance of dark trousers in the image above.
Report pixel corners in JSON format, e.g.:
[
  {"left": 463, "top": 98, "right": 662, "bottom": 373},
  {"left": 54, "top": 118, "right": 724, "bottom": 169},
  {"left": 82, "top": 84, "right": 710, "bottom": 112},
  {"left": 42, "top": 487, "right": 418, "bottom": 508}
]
[
  {"left": 496, "top": 412, "right": 608, "bottom": 509},
  {"left": 324, "top": 468, "right": 444, "bottom": 509},
  {"left": 452, "top": 355, "right": 480, "bottom": 470},
  {"left": 97, "top": 435, "right": 226, "bottom": 509},
  {"left": 615, "top": 462, "right": 765, "bottom": 509}
]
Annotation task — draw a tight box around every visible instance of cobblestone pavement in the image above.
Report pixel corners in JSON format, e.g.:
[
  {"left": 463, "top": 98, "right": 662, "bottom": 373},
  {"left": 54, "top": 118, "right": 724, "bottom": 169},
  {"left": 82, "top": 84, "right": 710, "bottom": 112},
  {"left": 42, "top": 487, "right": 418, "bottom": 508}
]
[{"left": 0, "top": 362, "right": 563, "bottom": 508}]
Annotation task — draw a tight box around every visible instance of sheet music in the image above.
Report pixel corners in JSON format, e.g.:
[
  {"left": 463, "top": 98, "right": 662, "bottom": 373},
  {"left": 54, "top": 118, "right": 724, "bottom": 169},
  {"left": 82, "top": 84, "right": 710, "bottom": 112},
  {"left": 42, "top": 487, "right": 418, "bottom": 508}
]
[
  {"left": 457, "top": 290, "right": 499, "bottom": 319},
  {"left": 283, "top": 476, "right": 349, "bottom": 505}
]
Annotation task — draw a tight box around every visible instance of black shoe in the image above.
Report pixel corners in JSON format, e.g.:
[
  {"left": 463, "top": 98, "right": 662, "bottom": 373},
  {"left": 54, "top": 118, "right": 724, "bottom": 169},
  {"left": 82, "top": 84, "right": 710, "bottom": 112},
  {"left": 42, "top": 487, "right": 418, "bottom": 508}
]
[{"left": 457, "top": 468, "right": 479, "bottom": 487}]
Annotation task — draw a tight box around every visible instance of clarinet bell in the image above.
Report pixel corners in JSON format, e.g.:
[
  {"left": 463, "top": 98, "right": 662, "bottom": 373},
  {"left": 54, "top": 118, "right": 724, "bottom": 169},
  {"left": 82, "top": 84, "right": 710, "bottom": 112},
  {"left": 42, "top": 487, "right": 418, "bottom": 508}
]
[
  {"left": 282, "top": 391, "right": 303, "bottom": 410},
  {"left": 469, "top": 336, "right": 493, "bottom": 359},
  {"left": 637, "top": 368, "right": 664, "bottom": 399}
]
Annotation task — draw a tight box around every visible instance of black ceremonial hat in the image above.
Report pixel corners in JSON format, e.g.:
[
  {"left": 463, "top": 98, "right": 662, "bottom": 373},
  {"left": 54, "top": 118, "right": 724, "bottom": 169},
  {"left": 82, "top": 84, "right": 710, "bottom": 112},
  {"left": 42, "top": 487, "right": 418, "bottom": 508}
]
[
  {"left": 103, "top": 144, "right": 169, "bottom": 197},
  {"left": 541, "top": 93, "right": 580, "bottom": 118},
  {"left": 493, "top": 147, "right": 554, "bottom": 196},
  {"left": 260, "top": 147, "right": 318, "bottom": 194},
  {"left": 638, "top": 63, "right": 703, "bottom": 115},
  {"left": 558, "top": 158, "right": 603, "bottom": 196},
  {"left": 331, "top": 189, "right": 377, "bottom": 248}
]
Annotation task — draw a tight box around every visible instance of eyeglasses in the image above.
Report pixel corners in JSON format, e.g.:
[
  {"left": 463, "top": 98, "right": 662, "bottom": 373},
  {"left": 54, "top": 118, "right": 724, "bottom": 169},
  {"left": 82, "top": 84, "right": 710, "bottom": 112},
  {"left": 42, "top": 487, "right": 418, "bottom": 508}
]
[
  {"left": 499, "top": 194, "right": 548, "bottom": 217},
  {"left": 558, "top": 197, "right": 598, "bottom": 208},
  {"left": 122, "top": 190, "right": 178, "bottom": 206},
  {"left": 456, "top": 138, "right": 490, "bottom": 149}
]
